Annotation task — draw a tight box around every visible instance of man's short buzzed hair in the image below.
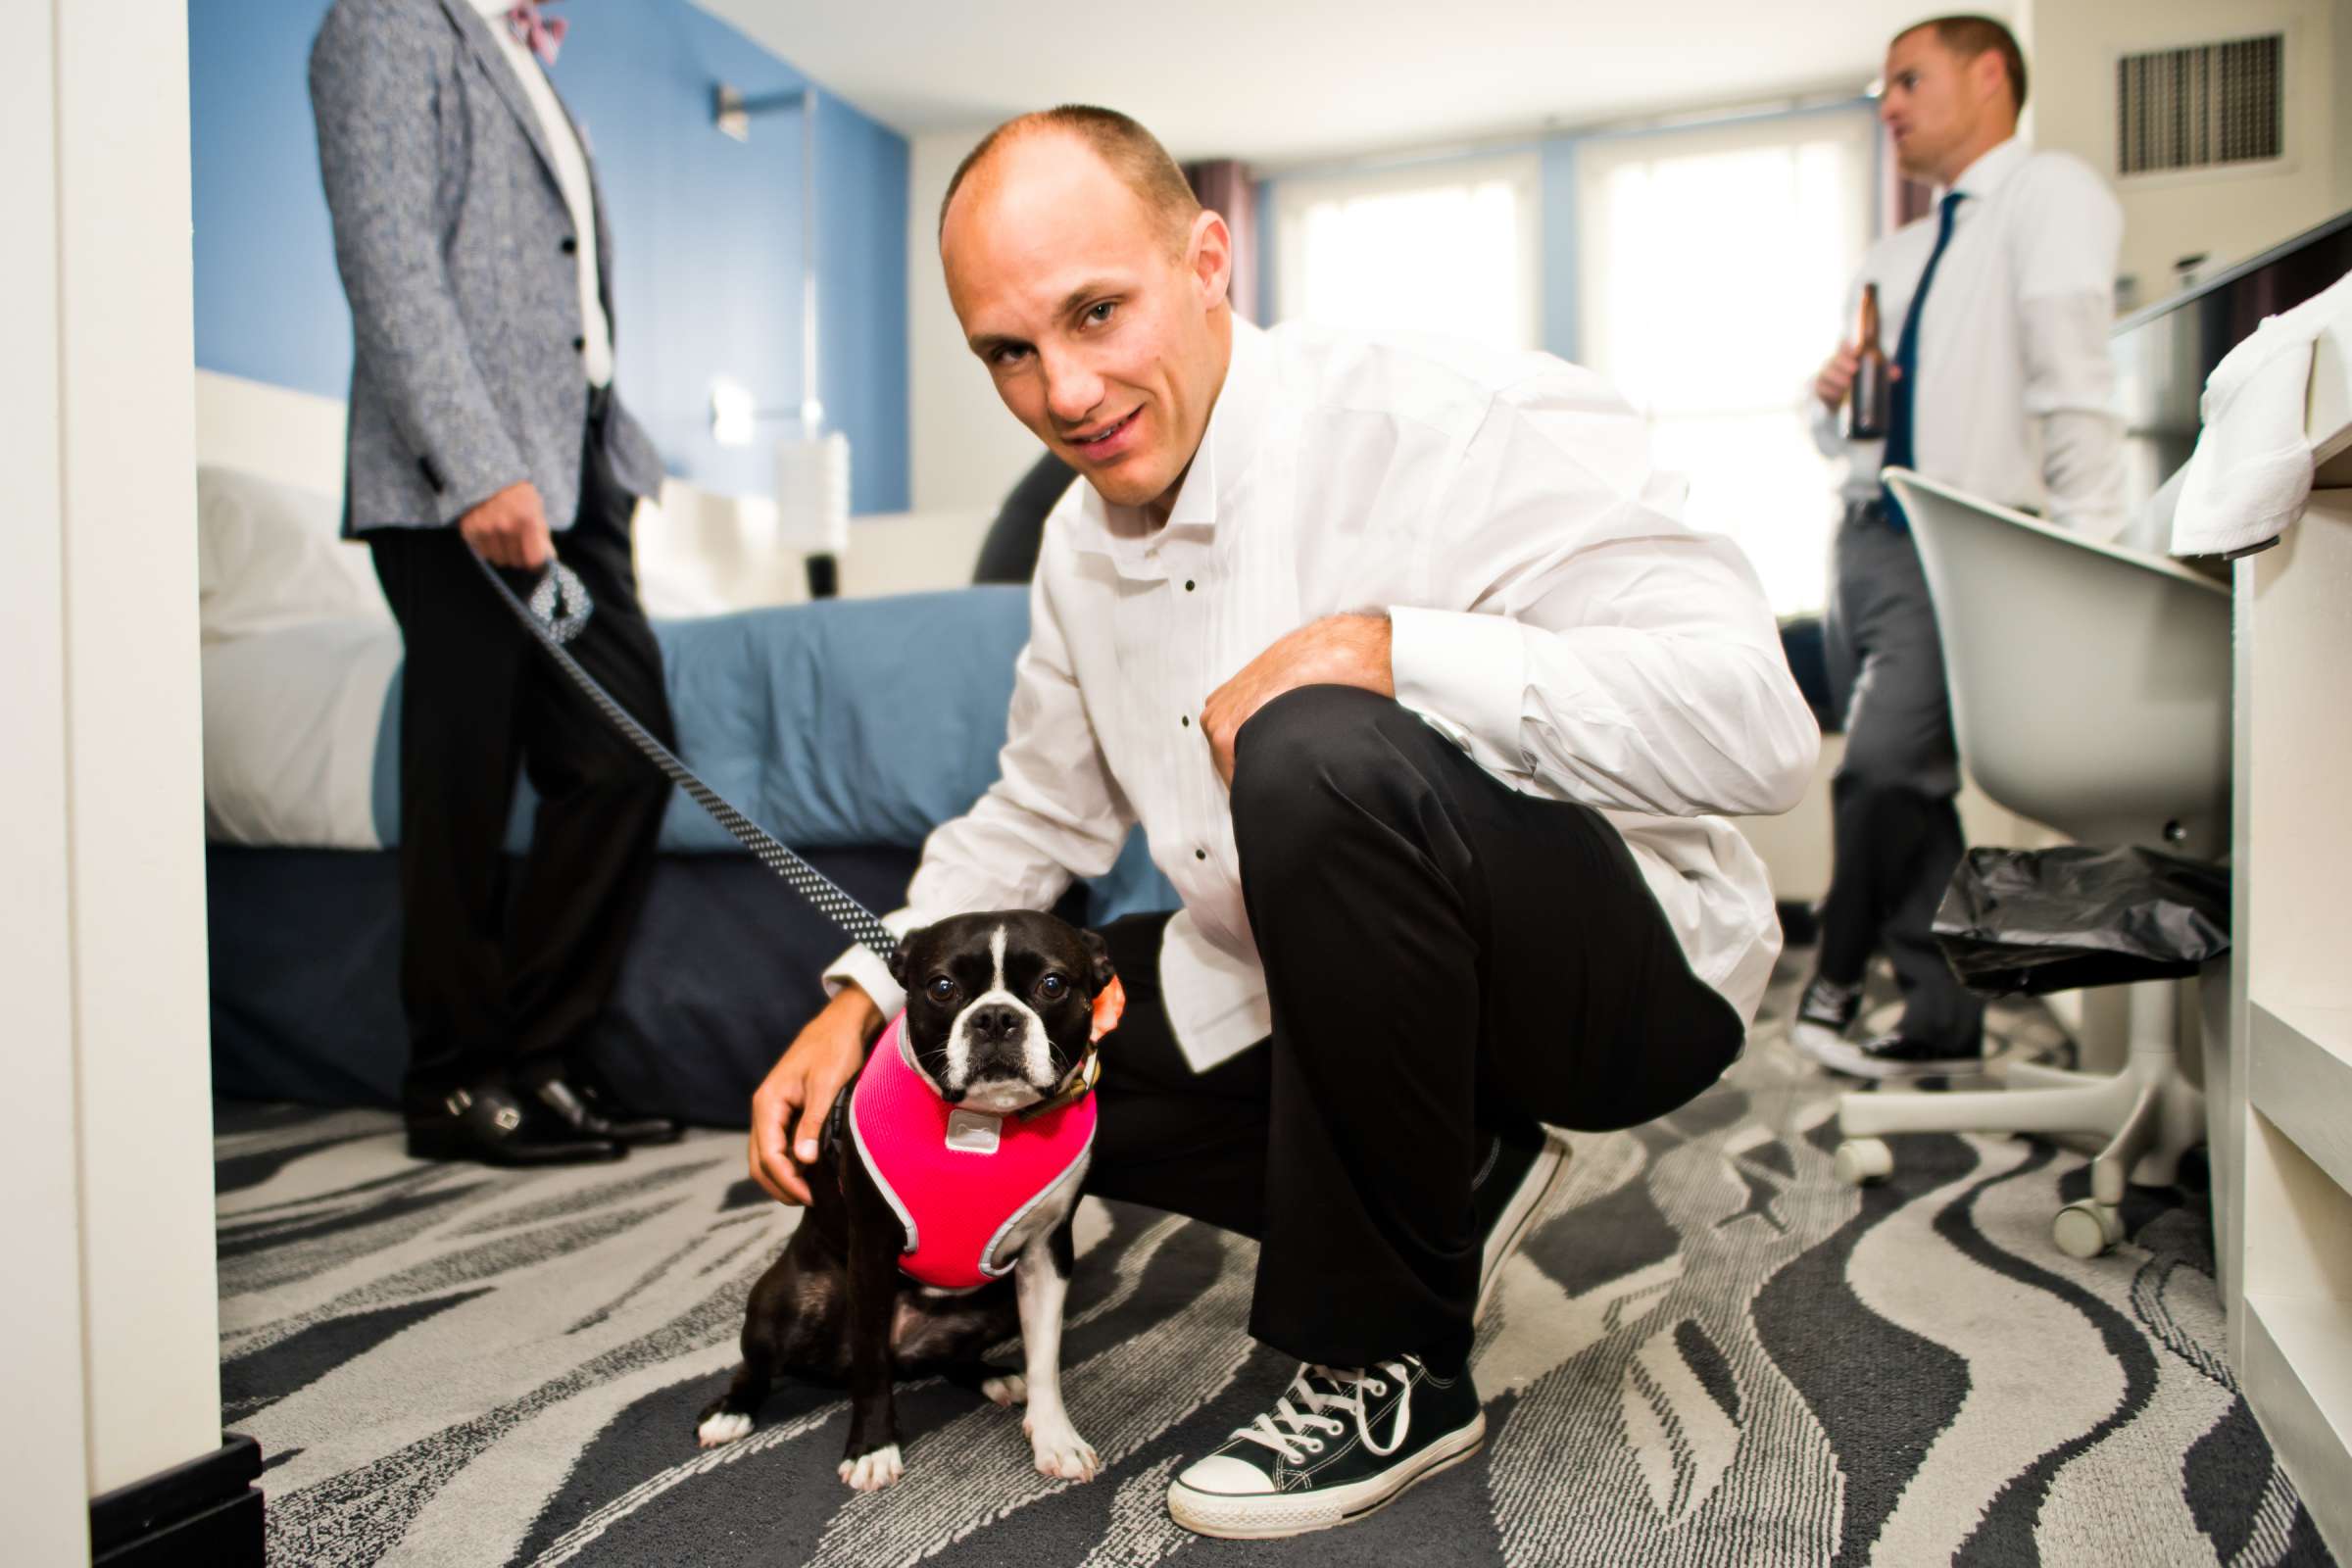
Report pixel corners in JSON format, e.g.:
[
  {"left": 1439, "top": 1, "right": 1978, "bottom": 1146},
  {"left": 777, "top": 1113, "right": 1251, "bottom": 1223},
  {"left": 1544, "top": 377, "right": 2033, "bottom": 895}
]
[
  {"left": 939, "top": 105, "right": 1201, "bottom": 256},
  {"left": 1898, "top": 14, "right": 2029, "bottom": 112}
]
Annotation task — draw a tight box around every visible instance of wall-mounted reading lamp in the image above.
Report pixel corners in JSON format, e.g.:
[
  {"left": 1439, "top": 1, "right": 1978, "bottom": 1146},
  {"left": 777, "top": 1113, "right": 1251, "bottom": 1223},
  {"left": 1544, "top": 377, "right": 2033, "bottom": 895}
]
[{"left": 710, "top": 81, "right": 850, "bottom": 595}]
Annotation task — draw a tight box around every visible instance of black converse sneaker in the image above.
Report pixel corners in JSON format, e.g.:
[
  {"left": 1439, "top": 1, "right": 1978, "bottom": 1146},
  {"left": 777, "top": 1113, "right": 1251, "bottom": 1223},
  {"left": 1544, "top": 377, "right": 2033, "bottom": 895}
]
[
  {"left": 1166, "top": 1355, "right": 1485, "bottom": 1539},
  {"left": 1803, "top": 1030, "right": 1985, "bottom": 1080},
  {"left": 1473, "top": 1123, "right": 1570, "bottom": 1322},
  {"left": 1789, "top": 974, "right": 1864, "bottom": 1067}
]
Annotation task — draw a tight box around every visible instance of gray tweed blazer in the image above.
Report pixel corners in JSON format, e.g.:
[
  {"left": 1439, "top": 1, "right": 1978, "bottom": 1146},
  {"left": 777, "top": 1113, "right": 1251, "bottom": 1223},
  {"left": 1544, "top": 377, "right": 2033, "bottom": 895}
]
[{"left": 310, "top": 0, "right": 663, "bottom": 535}]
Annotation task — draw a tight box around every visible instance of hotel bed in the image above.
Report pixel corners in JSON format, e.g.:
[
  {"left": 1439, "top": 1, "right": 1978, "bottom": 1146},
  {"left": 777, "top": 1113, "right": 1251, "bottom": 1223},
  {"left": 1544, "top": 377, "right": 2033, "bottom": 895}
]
[{"left": 196, "top": 420, "right": 1169, "bottom": 1128}]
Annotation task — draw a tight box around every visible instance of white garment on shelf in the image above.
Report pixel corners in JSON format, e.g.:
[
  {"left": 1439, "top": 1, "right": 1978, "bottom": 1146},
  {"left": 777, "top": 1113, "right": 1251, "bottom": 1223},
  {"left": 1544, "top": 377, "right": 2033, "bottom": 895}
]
[
  {"left": 825, "top": 319, "right": 1819, "bottom": 1071},
  {"left": 2172, "top": 268, "right": 2352, "bottom": 558}
]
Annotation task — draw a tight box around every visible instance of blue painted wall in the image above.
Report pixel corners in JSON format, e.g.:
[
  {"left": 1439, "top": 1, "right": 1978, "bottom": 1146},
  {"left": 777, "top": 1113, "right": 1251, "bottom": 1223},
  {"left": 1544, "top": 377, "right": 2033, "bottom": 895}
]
[{"left": 189, "top": 0, "right": 909, "bottom": 512}]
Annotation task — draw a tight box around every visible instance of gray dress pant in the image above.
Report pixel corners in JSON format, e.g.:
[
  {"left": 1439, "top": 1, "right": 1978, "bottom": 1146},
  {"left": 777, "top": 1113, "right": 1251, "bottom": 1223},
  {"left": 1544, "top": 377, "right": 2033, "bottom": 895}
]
[{"left": 1817, "top": 499, "right": 1984, "bottom": 1053}]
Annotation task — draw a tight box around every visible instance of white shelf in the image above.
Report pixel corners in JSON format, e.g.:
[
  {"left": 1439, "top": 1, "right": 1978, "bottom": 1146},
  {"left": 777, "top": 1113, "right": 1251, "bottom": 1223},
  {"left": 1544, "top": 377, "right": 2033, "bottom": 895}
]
[
  {"left": 2248, "top": 1002, "right": 2352, "bottom": 1199},
  {"left": 2231, "top": 488, "right": 2352, "bottom": 1565},
  {"left": 2242, "top": 1295, "right": 2352, "bottom": 1556}
]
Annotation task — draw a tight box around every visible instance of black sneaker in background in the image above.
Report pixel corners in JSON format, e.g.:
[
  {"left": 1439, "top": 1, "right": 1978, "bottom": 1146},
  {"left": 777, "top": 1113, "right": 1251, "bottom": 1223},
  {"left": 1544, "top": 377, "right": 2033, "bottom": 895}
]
[
  {"left": 1789, "top": 974, "right": 1864, "bottom": 1066},
  {"left": 1802, "top": 1030, "right": 1985, "bottom": 1080},
  {"left": 1165, "top": 1355, "right": 1485, "bottom": 1539}
]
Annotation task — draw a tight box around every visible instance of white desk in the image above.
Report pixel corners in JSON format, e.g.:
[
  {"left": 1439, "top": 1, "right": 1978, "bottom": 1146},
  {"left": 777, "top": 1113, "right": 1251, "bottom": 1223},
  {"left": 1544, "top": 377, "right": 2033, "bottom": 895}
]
[{"left": 2227, "top": 336, "right": 2352, "bottom": 1558}]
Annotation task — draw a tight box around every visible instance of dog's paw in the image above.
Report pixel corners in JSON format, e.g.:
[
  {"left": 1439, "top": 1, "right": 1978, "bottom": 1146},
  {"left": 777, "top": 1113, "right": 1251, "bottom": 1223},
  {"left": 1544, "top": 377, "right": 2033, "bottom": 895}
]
[
  {"left": 980, "top": 1374, "right": 1027, "bottom": 1407},
  {"left": 838, "top": 1445, "right": 904, "bottom": 1492},
  {"left": 697, "top": 1410, "right": 755, "bottom": 1448},
  {"left": 1024, "top": 1415, "right": 1100, "bottom": 1483}
]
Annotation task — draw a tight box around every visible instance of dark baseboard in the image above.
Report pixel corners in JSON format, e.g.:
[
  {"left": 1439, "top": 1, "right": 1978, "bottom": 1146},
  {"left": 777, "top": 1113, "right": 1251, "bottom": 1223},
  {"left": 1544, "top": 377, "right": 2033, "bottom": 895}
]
[{"left": 90, "top": 1433, "right": 263, "bottom": 1567}]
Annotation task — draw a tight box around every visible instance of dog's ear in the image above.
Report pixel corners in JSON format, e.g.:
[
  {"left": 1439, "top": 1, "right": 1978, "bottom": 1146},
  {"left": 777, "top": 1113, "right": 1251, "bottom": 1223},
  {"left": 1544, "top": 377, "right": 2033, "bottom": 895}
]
[
  {"left": 1078, "top": 928, "right": 1116, "bottom": 993},
  {"left": 886, "top": 926, "right": 923, "bottom": 988}
]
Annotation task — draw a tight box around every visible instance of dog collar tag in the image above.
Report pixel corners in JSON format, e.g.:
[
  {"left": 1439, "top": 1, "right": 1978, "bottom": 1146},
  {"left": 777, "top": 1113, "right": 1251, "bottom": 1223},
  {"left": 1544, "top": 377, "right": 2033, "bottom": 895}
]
[{"left": 944, "top": 1108, "right": 1003, "bottom": 1155}]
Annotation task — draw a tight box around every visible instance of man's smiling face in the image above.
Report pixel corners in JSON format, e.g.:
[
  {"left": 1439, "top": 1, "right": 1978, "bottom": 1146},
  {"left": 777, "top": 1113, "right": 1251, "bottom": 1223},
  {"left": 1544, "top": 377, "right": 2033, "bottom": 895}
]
[{"left": 941, "top": 131, "right": 1231, "bottom": 520}]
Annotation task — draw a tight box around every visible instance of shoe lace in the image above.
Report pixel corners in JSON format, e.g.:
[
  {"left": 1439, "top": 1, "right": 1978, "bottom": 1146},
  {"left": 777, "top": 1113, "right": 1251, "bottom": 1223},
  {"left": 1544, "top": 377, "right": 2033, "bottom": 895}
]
[
  {"left": 1803, "top": 977, "right": 1860, "bottom": 1018},
  {"left": 1231, "top": 1356, "right": 1420, "bottom": 1464}
]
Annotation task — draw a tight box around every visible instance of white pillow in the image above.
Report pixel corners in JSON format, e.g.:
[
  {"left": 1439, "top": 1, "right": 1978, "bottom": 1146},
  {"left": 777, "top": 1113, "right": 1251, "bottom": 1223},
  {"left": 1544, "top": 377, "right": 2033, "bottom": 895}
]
[{"left": 196, "top": 464, "right": 389, "bottom": 644}]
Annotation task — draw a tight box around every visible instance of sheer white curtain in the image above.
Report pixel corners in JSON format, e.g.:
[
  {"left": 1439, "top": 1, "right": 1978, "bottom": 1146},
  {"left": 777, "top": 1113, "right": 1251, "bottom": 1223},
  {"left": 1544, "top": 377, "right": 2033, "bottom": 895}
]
[
  {"left": 1578, "top": 110, "right": 1878, "bottom": 615},
  {"left": 1273, "top": 153, "right": 1541, "bottom": 352}
]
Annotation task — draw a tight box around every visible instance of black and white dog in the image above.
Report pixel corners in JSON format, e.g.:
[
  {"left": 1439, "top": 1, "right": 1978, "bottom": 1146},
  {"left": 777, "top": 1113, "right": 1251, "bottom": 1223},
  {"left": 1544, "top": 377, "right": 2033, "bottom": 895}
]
[{"left": 696, "top": 911, "right": 1116, "bottom": 1492}]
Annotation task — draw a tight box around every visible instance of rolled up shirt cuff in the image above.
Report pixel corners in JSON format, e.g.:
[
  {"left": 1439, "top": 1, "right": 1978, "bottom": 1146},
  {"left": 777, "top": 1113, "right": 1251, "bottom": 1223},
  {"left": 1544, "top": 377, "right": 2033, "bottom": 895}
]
[
  {"left": 1388, "top": 603, "right": 1527, "bottom": 769},
  {"left": 821, "top": 908, "right": 921, "bottom": 1021}
]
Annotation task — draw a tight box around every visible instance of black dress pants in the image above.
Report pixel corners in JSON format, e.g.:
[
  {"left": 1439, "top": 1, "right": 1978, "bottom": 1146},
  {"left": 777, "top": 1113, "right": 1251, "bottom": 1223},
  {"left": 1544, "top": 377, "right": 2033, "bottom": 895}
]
[
  {"left": 1086, "top": 685, "right": 1746, "bottom": 1372},
  {"left": 1817, "top": 500, "right": 1984, "bottom": 1053},
  {"left": 366, "top": 395, "right": 675, "bottom": 1102}
]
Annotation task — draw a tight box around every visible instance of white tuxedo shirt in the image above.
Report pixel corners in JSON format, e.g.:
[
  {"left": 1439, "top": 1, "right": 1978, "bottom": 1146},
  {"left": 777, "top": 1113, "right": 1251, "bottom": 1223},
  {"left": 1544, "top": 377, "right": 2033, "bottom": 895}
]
[{"left": 832, "top": 320, "right": 1820, "bottom": 1070}]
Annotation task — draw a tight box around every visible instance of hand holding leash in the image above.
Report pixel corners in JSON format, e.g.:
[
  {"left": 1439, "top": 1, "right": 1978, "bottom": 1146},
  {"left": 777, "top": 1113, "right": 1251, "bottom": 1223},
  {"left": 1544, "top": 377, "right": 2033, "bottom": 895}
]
[{"left": 460, "top": 480, "right": 555, "bottom": 567}]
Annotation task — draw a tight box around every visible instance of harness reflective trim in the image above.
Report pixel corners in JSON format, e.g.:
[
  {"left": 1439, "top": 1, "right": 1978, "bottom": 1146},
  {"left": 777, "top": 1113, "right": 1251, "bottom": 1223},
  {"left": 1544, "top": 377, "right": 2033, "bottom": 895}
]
[{"left": 847, "top": 1013, "right": 1098, "bottom": 1290}]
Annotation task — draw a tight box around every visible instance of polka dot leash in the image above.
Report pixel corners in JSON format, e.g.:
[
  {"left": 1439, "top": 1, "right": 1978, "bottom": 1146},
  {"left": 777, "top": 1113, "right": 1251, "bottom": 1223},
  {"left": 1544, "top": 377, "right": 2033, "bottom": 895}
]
[{"left": 471, "top": 552, "right": 899, "bottom": 960}]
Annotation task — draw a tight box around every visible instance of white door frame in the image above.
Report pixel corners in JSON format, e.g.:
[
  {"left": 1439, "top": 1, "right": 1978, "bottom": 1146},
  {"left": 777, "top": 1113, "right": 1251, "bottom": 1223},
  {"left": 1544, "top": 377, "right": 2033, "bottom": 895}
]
[{"left": 1, "top": 2, "right": 223, "bottom": 1556}]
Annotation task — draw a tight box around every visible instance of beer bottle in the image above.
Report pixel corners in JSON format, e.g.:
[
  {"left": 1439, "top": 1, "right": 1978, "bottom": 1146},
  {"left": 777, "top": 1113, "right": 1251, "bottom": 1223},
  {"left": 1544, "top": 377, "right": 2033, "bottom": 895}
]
[{"left": 1845, "top": 282, "right": 1890, "bottom": 441}]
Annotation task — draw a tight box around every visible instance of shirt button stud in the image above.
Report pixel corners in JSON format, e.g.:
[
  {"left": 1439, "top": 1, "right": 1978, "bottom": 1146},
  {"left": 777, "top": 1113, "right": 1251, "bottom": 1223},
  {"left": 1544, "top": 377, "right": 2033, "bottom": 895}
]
[
  {"left": 572, "top": 336, "right": 586, "bottom": 352},
  {"left": 1184, "top": 579, "right": 1196, "bottom": 592},
  {"left": 1180, "top": 714, "right": 1190, "bottom": 727},
  {"left": 1196, "top": 849, "right": 1207, "bottom": 860},
  {"left": 561, "top": 236, "right": 578, "bottom": 255}
]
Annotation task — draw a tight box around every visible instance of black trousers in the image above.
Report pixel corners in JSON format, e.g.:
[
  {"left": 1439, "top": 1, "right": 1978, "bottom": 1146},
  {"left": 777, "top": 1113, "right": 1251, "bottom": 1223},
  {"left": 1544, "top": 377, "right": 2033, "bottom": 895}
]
[
  {"left": 367, "top": 394, "right": 675, "bottom": 1101},
  {"left": 1086, "top": 685, "right": 1746, "bottom": 1371},
  {"left": 1817, "top": 500, "right": 1984, "bottom": 1053}
]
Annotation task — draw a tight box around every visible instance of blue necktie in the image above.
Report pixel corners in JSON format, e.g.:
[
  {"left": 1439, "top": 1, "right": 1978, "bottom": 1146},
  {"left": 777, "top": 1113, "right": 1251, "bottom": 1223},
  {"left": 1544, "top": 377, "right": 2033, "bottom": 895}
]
[{"left": 1881, "top": 191, "right": 1964, "bottom": 527}]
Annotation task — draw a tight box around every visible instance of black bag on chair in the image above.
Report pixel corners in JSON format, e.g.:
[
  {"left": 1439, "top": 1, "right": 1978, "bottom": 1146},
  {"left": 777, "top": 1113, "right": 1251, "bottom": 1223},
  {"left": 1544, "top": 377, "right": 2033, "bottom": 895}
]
[{"left": 1932, "top": 844, "right": 2230, "bottom": 996}]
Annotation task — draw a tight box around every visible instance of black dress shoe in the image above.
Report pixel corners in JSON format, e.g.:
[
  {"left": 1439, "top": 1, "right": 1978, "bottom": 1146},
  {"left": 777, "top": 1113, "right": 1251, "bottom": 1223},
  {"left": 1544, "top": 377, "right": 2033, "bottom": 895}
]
[
  {"left": 406, "top": 1082, "right": 628, "bottom": 1166},
  {"left": 529, "top": 1070, "right": 682, "bottom": 1147}
]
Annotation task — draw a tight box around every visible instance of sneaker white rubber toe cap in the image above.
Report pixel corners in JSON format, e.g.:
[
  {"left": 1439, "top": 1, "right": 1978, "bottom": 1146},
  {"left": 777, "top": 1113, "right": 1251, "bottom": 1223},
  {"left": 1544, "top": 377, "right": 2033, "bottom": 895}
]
[{"left": 1172, "top": 1454, "right": 1277, "bottom": 1496}]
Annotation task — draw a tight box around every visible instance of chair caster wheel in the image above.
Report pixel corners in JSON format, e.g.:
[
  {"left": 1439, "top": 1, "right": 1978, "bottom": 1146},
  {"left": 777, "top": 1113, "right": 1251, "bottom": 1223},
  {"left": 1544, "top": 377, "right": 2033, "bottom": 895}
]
[
  {"left": 1834, "top": 1139, "right": 1892, "bottom": 1186},
  {"left": 2052, "top": 1200, "right": 2124, "bottom": 1258}
]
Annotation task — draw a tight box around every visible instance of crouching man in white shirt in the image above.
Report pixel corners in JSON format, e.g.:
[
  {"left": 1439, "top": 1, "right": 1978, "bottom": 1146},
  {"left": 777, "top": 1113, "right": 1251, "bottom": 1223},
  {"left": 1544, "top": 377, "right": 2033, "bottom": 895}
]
[{"left": 747, "top": 106, "right": 1819, "bottom": 1539}]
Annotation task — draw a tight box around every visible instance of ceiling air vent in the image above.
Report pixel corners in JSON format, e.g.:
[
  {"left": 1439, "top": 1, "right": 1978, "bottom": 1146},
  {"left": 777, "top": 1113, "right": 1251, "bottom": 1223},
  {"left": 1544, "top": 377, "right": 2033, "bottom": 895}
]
[{"left": 2117, "top": 32, "right": 2284, "bottom": 176}]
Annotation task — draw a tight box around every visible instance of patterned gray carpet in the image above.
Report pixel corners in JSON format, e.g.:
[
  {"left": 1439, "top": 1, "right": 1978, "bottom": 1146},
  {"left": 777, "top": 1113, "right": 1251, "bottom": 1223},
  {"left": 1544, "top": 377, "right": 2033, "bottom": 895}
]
[{"left": 217, "top": 967, "right": 2335, "bottom": 1567}]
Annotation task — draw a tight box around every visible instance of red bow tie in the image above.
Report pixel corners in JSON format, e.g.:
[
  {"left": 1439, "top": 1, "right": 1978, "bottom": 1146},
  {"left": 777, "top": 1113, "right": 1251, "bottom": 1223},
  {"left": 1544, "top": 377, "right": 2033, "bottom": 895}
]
[{"left": 506, "top": 0, "right": 567, "bottom": 66}]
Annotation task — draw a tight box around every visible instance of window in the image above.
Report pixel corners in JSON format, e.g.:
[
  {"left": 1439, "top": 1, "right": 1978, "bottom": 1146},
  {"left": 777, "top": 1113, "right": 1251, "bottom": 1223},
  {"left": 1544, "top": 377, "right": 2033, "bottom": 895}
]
[
  {"left": 1578, "top": 110, "right": 1879, "bottom": 615},
  {"left": 1274, "top": 153, "right": 1541, "bottom": 353}
]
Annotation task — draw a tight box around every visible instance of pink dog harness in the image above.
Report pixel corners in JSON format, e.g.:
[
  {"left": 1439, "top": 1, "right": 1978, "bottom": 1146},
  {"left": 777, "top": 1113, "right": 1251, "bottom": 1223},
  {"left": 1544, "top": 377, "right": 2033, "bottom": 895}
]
[{"left": 848, "top": 1012, "right": 1100, "bottom": 1291}]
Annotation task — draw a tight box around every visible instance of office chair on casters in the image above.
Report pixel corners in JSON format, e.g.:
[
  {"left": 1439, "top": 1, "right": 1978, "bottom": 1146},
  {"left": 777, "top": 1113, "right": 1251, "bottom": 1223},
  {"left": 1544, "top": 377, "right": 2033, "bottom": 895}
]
[{"left": 1832, "top": 469, "right": 2232, "bottom": 1258}]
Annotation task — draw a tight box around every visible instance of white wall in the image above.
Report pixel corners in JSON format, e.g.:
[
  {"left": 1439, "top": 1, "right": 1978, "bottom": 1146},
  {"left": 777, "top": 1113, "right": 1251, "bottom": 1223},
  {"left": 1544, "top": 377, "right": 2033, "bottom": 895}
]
[
  {"left": 907, "top": 126, "right": 1051, "bottom": 514},
  {"left": 1, "top": 0, "right": 223, "bottom": 1535},
  {"left": 2337, "top": 0, "right": 2352, "bottom": 214},
  {"left": 2033, "top": 0, "right": 2352, "bottom": 305},
  {"left": 0, "top": 1, "right": 95, "bottom": 1558}
]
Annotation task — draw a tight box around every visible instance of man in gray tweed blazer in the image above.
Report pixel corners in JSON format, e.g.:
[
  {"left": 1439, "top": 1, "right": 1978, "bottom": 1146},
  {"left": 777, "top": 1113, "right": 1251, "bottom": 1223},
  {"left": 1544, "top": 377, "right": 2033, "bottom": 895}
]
[{"left": 313, "top": 0, "right": 682, "bottom": 1165}]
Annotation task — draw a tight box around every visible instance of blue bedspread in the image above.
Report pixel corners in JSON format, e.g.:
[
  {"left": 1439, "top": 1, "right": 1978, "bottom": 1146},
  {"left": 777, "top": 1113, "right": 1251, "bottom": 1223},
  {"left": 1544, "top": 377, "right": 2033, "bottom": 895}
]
[{"left": 369, "top": 584, "right": 1174, "bottom": 920}]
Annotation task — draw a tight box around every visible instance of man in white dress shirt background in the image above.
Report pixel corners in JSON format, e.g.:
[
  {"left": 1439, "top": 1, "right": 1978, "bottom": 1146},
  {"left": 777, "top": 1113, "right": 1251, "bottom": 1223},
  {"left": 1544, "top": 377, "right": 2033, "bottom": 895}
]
[
  {"left": 1793, "top": 14, "right": 2126, "bottom": 1081},
  {"left": 748, "top": 106, "right": 1818, "bottom": 1536},
  {"left": 312, "top": 0, "right": 684, "bottom": 1164}
]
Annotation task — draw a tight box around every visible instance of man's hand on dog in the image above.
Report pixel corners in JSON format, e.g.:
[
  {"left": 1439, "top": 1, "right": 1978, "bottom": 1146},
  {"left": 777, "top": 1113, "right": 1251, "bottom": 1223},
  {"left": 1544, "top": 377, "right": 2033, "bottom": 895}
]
[
  {"left": 751, "top": 985, "right": 884, "bottom": 1204},
  {"left": 460, "top": 480, "right": 555, "bottom": 568},
  {"left": 1200, "top": 613, "right": 1393, "bottom": 785}
]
